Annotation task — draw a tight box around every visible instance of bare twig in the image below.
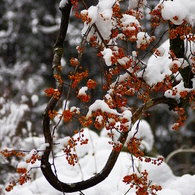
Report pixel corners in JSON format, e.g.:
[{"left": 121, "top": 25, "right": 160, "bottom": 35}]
[{"left": 166, "top": 146, "right": 195, "bottom": 164}]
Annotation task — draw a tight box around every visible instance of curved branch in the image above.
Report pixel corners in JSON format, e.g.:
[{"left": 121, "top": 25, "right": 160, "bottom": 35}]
[
  {"left": 41, "top": 1, "right": 188, "bottom": 193},
  {"left": 166, "top": 146, "right": 195, "bottom": 164},
  {"left": 132, "top": 96, "right": 178, "bottom": 124}
]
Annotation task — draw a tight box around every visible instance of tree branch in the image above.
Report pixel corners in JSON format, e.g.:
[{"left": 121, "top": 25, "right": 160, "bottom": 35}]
[
  {"left": 166, "top": 146, "right": 195, "bottom": 164},
  {"left": 169, "top": 23, "right": 193, "bottom": 88},
  {"left": 41, "top": 1, "right": 191, "bottom": 193},
  {"left": 132, "top": 96, "right": 178, "bottom": 124}
]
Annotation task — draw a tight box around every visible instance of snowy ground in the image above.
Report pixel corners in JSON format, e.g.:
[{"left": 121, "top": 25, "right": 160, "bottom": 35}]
[{"left": 3, "top": 125, "right": 195, "bottom": 195}]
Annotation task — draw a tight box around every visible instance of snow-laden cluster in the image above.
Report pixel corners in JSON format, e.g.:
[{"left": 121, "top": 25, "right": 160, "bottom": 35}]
[
  {"left": 146, "top": 38, "right": 195, "bottom": 100},
  {"left": 81, "top": 0, "right": 116, "bottom": 41},
  {"left": 86, "top": 99, "right": 121, "bottom": 118},
  {"left": 156, "top": 0, "right": 195, "bottom": 26},
  {"left": 101, "top": 48, "right": 113, "bottom": 66},
  {"left": 5, "top": 128, "right": 195, "bottom": 195},
  {"left": 101, "top": 119, "right": 154, "bottom": 152}
]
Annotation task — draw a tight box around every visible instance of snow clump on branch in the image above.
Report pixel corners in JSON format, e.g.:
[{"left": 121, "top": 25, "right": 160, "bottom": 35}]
[
  {"left": 158, "top": 0, "right": 195, "bottom": 26},
  {"left": 81, "top": 0, "right": 116, "bottom": 41}
]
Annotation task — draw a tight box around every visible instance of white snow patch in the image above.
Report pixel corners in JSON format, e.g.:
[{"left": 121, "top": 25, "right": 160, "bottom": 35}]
[
  {"left": 160, "top": 0, "right": 195, "bottom": 26},
  {"left": 78, "top": 86, "right": 88, "bottom": 96},
  {"left": 59, "top": 0, "right": 68, "bottom": 9},
  {"left": 17, "top": 161, "right": 28, "bottom": 169},
  {"left": 127, "top": 120, "right": 154, "bottom": 152},
  {"left": 101, "top": 48, "right": 113, "bottom": 66},
  {"left": 136, "top": 32, "right": 151, "bottom": 49},
  {"left": 59, "top": 136, "right": 71, "bottom": 147},
  {"left": 86, "top": 99, "right": 121, "bottom": 118},
  {"left": 137, "top": 65, "right": 165, "bottom": 86},
  {"left": 161, "top": 1, "right": 188, "bottom": 25}
]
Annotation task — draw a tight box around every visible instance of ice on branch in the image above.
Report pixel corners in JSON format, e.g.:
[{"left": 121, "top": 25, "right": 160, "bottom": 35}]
[
  {"left": 86, "top": 99, "right": 121, "bottom": 118},
  {"left": 101, "top": 48, "right": 113, "bottom": 66}
]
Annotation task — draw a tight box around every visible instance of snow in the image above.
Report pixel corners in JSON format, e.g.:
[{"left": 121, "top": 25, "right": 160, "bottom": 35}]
[
  {"left": 164, "top": 80, "right": 191, "bottom": 102},
  {"left": 127, "top": 120, "right": 154, "bottom": 152},
  {"left": 70, "top": 106, "right": 80, "bottom": 114},
  {"left": 160, "top": 0, "right": 195, "bottom": 26},
  {"left": 121, "top": 14, "right": 140, "bottom": 28},
  {"left": 81, "top": 0, "right": 116, "bottom": 41},
  {"left": 101, "top": 119, "right": 154, "bottom": 152},
  {"left": 129, "top": 0, "right": 140, "bottom": 10},
  {"left": 121, "top": 110, "right": 132, "bottom": 130},
  {"left": 36, "top": 143, "right": 50, "bottom": 157},
  {"left": 161, "top": 1, "right": 188, "bottom": 25},
  {"left": 147, "top": 38, "right": 195, "bottom": 99},
  {"left": 81, "top": 6, "right": 98, "bottom": 25},
  {"left": 101, "top": 48, "right": 113, "bottom": 66},
  {"left": 25, "top": 149, "right": 37, "bottom": 162},
  {"left": 0, "top": 102, "right": 29, "bottom": 138},
  {"left": 95, "top": 115, "right": 103, "bottom": 125},
  {"left": 86, "top": 99, "right": 121, "bottom": 118},
  {"left": 154, "top": 46, "right": 165, "bottom": 57},
  {"left": 17, "top": 161, "right": 28, "bottom": 169},
  {"left": 39, "top": 25, "right": 60, "bottom": 34},
  {"left": 136, "top": 32, "right": 151, "bottom": 49},
  {"left": 59, "top": 136, "right": 71, "bottom": 147},
  {"left": 147, "top": 39, "right": 172, "bottom": 76},
  {"left": 2, "top": 0, "right": 195, "bottom": 194},
  {"left": 137, "top": 65, "right": 165, "bottom": 87},
  {"left": 5, "top": 128, "right": 195, "bottom": 195},
  {"left": 59, "top": 0, "right": 68, "bottom": 9},
  {"left": 117, "top": 56, "right": 130, "bottom": 66},
  {"left": 128, "top": 0, "right": 147, "bottom": 10},
  {"left": 38, "top": 143, "right": 49, "bottom": 150},
  {"left": 157, "top": 189, "right": 182, "bottom": 195},
  {"left": 78, "top": 86, "right": 88, "bottom": 96}
]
